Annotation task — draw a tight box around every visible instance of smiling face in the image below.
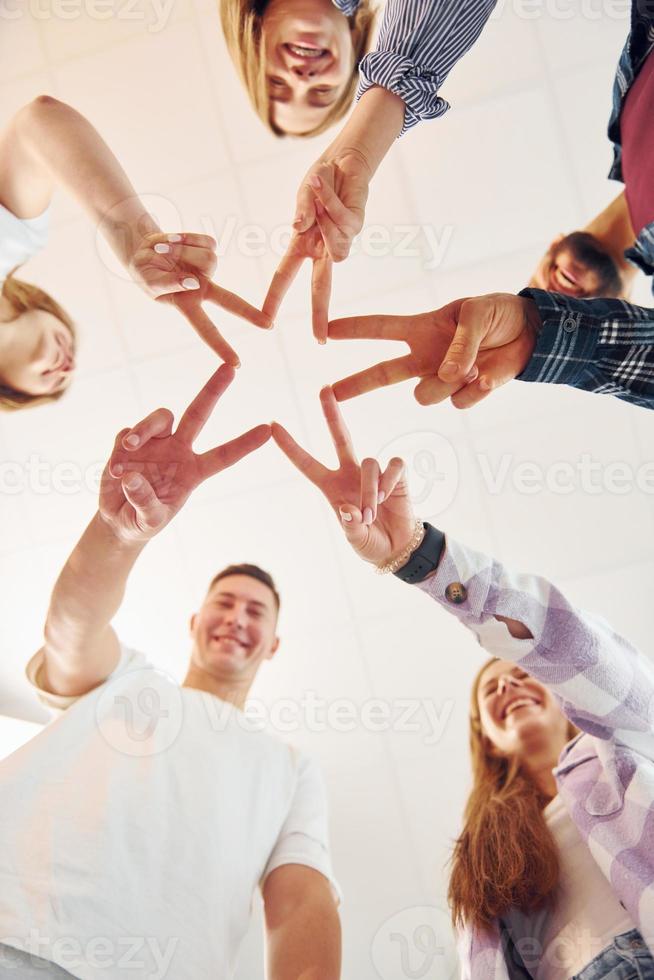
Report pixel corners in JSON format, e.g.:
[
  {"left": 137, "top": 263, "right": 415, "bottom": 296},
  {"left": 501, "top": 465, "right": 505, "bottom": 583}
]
[
  {"left": 476, "top": 660, "right": 569, "bottom": 762},
  {"left": 189, "top": 574, "right": 280, "bottom": 685},
  {"left": 262, "top": 0, "right": 356, "bottom": 134},
  {"left": 0, "top": 305, "right": 76, "bottom": 397},
  {"left": 530, "top": 231, "right": 623, "bottom": 298}
]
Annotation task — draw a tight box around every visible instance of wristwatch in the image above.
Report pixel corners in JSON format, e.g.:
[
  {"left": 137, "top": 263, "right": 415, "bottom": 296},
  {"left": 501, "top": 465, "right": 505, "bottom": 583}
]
[{"left": 393, "top": 522, "right": 446, "bottom": 584}]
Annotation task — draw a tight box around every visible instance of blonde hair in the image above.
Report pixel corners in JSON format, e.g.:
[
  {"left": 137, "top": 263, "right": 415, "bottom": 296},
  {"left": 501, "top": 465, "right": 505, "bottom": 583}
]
[
  {"left": 448, "top": 657, "right": 578, "bottom": 933},
  {"left": 0, "top": 274, "right": 76, "bottom": 412},
  {"left": 220, "top": 0, "right": 377, "bottom": 137}
]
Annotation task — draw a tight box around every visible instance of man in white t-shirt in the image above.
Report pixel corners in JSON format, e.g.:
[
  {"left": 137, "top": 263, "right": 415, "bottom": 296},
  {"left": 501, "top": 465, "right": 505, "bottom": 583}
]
[{"left": 0, "top": 366, "right": 341, "bottom": 980}]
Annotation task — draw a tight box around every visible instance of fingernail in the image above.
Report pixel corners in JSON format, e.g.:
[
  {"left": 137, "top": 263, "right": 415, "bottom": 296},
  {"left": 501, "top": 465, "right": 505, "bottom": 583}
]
[
  {"left": 182, "top": 277, "right": 200, "bottom": 290},
  {"left": 441, "top": 361, "right": 459, "bottom": 378},
  {"left": 309, "top": 175, "right": 321, "bottom": 188},
  {"left": 318, "top": 338, "right": 326, "bottom": 346},
  {"left": 378, "top": 491, "right": 386, "bottom": 504},
  {"left": 167, "top": 234, "right": 182, "bottom": 243},
  {"left": 293, "top": 214, "right": 304, "bottom": 227},
  {"left": 125, "top": 474, "right": 142, "bottom": 490},
  {"left": 479, "top": 377, "right": 491, "bottom": 391},
  {"left": 124, "top": 434, "right": 140, "bottom": 448},
  {"left": 363, "top": 507, "right": 373, "bottom": 525},
  {"left": 113, "top": 463, "right": 124, "bottom": 477},
  {"left": 339, "top": 509, "right": 353, "bottom": 523},
  {"left": 154, "top": 243, "right": 170, "bottom": 254}
]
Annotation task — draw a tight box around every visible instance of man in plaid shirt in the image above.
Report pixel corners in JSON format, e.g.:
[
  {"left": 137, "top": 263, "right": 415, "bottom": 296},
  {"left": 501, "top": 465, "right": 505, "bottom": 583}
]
[{"left": 325, "top": 0, "right": 654, "bottom": 413}]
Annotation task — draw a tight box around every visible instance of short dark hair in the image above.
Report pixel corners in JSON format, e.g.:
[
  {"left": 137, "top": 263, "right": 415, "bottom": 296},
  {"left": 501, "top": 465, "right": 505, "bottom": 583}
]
[
  {"left": 553, "top": 232, "right": 623, "bottom": 297},
  {"left": 208, "top": 563, "right": 281, "bottom": 611}
]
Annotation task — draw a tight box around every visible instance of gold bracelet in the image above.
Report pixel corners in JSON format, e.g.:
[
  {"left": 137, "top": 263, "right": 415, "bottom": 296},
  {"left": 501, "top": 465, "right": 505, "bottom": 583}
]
[{"left": 376, "top": 519, "right": 426, "bottom": 575}]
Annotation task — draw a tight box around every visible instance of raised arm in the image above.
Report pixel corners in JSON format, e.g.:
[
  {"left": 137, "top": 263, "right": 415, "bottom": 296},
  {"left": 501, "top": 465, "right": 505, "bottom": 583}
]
[
  {"left": 39, "top": 365, "right": 271, "bottom": 698},
  {"left": 272, "top": 391, "right": 654, "bottom": 758}
]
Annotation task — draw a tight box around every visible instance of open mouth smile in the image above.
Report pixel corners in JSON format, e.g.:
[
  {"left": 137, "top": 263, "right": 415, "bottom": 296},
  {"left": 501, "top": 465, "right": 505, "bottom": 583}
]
[{"left": 501, "top": 696, "right": 541, "bottom": 720}]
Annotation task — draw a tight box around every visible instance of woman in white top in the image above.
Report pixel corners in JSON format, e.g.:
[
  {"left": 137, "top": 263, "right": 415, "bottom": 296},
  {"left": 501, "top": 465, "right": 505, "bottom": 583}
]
[{"left": 0, "top": 96, "right": 269, "bottom": 412}]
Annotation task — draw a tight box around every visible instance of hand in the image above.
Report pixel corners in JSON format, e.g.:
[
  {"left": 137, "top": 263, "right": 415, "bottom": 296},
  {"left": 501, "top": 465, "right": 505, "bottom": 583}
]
[
  {"left": 130, "top": 231, "right": 272, "bottom": 366},
  {"left": 271, "top": 387, "right": 416, "bottom": 565},
  {"left": 99, "top": 364, "right": 271, "bottom": 544},
  {"left": 329, "top": 293, "right": 541, "bottom": 409},
  {"left": 263, "top": 154, "right": 371, "bottom": 341}
]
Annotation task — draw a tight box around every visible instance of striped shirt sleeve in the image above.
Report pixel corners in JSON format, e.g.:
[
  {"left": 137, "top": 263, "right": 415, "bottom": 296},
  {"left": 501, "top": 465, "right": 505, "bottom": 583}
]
[
  {"left": 416, "top": 536, "right": 654, "bottom": 760},
  {"left": 352, "top": 0, "right": 497, "bottom": 133},
  {"left": 517, "top": 287, "right": 654, "bottom": 410}
]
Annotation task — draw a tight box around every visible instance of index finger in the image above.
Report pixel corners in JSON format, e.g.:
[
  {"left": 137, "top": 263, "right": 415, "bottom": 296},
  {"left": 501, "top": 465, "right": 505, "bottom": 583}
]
[
  {"left": 332, "top": 354, "right": 416, "bottom": 402},
  {"left": 271, "top": 422, "right": 329, "bottom": 488},
  {"left": 329, "top": 314, "right": 410, "bottom": 343},
  {"left": 262, "top": 245, "right": 305, "bottom": 321},
  {"left": 319, "top": 386, "right": 357, "bottom": 467},
  {"left": 171, "top": 292, "right": 240, "bottom": 367},
  {"left": 311, "top": 254, "right": 333, "bottom": 344},
  {"left": 205, "top": 280, "right": 272, "bottom": 330},
  {"left": 175, "top": 364, "right": 236, "bottom": 444}
]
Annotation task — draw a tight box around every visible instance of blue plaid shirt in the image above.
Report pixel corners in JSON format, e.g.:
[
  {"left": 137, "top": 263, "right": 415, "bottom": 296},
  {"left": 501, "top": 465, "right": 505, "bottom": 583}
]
[
  {"left": 333, "top": 0, "right": 497, "bottom": 134},
  {"left": 518, "top": 1, "right": 654, "bottom": 411}
]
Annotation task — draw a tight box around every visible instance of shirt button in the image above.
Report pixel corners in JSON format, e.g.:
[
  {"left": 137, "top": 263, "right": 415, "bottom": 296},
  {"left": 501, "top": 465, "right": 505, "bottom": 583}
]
[
  {"left": 445, "top": 582, "right": 467, "bottom": 604},
  {"left": 630, "top": 938, "right": 644, "bottom": 949},
  {"left": 562, "top": 315, "right": 577, "bottom": 333}
]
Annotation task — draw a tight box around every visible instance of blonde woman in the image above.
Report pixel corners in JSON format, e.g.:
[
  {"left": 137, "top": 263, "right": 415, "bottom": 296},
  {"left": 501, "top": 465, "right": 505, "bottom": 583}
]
[
  {"left": 0, "top": 96, "right": 269, "bottom": 411},
  {"left": 271, "top": 387, "right": 654, "bottom": 979}
]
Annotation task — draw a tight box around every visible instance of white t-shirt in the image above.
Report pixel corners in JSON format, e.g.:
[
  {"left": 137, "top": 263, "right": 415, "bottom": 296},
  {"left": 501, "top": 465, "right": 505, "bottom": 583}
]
[
  {"left": 0, "top": 645, "right": 338, "bottom": 980},
  {"left": 504, "top": 793, "right": 635, "bottom": 979},
  {"left": 0, "top": 201, "right": 49, "bottom": 283}
]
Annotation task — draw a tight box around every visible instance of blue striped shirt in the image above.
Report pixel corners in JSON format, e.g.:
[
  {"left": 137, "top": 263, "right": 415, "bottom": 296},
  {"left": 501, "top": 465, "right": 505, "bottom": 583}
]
[{"left": 333, "top": 0, "right": 497, "bottom": 133}]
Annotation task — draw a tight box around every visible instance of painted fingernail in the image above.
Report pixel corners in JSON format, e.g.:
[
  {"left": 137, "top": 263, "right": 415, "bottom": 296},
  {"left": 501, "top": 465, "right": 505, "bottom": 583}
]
[
  {"left": 363, "top": 507, "right": 373, "bottom": 525},
  {"left": 182, "top": 277, "right": 200, "bottom": 290},
  {"left": 378, "top": 490, "right": 386, "bottom": 504},
  {"left": 293, "top": 214, "right": 304, "bottom": 227},
  {"left": 112, "top": 463, "right": 124, "bottom": 477},
  {"left": 339, "top": 509, "right": 353, "bottom": 523},
  {"left": 124, "top": 434, "right": 140, "bottom": 448},
  {"left": 309, "top": 175, "right": 321, "bottom": 188},
  {"left": 441, "top": 361, "right": 459, "bottom": 378},
  {"left": 154, "top": 243, "right": 170, "bottom": 254},
  {"left": 125, "top": 473, "right": 142, "bottom": 490},
  {"left": 167, "top": 234, "right": 182, "bottom": 243}
]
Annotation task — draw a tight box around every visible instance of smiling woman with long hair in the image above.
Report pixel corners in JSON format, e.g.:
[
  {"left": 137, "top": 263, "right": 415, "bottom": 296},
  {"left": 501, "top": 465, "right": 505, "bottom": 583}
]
[{"left": 271, "top": 389, "right": 654, "bottom": 980}]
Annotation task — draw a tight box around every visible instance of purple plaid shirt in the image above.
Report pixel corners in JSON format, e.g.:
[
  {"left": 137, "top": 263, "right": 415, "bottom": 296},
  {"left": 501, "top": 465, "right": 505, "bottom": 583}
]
[{"left": 417, "top": 537, "right": 654, "bottom": 979}]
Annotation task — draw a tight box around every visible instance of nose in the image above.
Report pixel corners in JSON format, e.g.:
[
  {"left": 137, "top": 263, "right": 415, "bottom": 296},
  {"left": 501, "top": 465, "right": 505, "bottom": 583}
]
[
  {"left": 497, "top": 674, "right": 521, "bottom": 695},
  {"left": 290, "top": 62, "right": 318, "bottom": 79}
]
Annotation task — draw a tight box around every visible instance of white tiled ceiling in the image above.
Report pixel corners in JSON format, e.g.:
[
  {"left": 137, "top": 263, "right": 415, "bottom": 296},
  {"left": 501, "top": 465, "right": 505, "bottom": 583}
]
[{"left": 1, "top": 1, "right": 652, "bottom": 977}]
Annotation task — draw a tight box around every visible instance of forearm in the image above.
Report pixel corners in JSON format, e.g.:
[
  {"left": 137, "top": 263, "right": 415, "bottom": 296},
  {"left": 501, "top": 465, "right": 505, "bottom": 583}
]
[
  {"left": 266, "top": 905, "right": 341, "bottom": 980},
  {"left": 327, "top": 86, "right": 405, "bottom": 176},
  {"left": 517, "top": 288, "right": 654, "bottom": 410},
  {"left": 17, "top": 96, "right": 158, "bottom": 265},
  {"left": 45, "top": 511, "right": 144, "bottom": 658}
]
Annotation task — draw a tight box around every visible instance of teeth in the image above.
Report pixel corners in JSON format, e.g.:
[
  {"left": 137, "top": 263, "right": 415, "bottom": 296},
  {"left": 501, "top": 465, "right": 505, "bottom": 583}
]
[
  {"left": 287, "top": 43, "right": 324, "bottom": 58},
  {"left": 505, "top": 698, "right": 537, "bottom": 718}
]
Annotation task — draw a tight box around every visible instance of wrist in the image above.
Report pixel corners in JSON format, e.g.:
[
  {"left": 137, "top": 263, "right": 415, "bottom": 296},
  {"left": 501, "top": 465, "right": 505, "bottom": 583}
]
[
  {"left": 94, "top": 510, "right": 147, "bottom": 554},
  {"left": 98, "top": 200, "right": 160, "bottom": 268},
  {"left": 333, "top": 87, "right": 404, "bottom": 174},
  {"left": 517, "top": 297, "right": 540, "bottom": 371}
]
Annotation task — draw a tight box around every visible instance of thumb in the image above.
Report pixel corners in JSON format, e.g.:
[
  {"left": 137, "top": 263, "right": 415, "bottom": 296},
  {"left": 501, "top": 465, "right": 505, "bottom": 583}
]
[
  {"left": 294, "top": 181, "right": 318, "bottom": 232},
  {"left": 438, "top": 298, "right": 487, "bottom": 383},
  {"left": 338, "top": 504, "right": 369, "bottom": 551}
]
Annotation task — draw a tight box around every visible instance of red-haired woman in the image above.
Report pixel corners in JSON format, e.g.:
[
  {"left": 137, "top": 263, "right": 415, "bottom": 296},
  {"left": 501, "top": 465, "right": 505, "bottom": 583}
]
[
  {"left": 0, "top": 97, "right": 268, "bottom": 411},
  {"left": 272, "top": 387, "right": 654, "bottom": 979}
]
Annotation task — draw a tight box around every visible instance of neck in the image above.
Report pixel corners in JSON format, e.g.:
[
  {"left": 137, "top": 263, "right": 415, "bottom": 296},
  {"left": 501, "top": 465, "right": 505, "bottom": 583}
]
[
  {"left": 524, "top": 755, "right": 559, "bottom": 801},
  {"left": 181, "top": 662, "right": 252, "bottom": 710},
  {"left": 584, "top": 190, "right": 638, "bottom": 284}
]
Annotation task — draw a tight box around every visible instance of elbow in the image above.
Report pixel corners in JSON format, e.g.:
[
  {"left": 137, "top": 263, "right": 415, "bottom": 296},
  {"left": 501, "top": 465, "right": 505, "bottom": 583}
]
[{"left": 19, "top": 94, "right": 67, "bottom": 134}]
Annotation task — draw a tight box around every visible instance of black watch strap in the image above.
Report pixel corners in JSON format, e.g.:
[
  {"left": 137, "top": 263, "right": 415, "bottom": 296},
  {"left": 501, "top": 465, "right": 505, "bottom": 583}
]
[{"left": 393, "top": 522, "right": 446, "bottom": 584}]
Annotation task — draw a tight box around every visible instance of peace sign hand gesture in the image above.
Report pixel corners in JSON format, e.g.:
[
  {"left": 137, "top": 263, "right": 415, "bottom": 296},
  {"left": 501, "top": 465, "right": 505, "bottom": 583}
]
[
  {"left": 100, "top": 364, "right": 271, "bottom": 545},
  {"left": 329, "top": 294, "right": 540, "bottom": 409},
  {"left": 130, "top": 231, "right": 272, "bottom": 367},
  {"left": 272, "top": 387, "right": 416, "bottom": 566}
]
